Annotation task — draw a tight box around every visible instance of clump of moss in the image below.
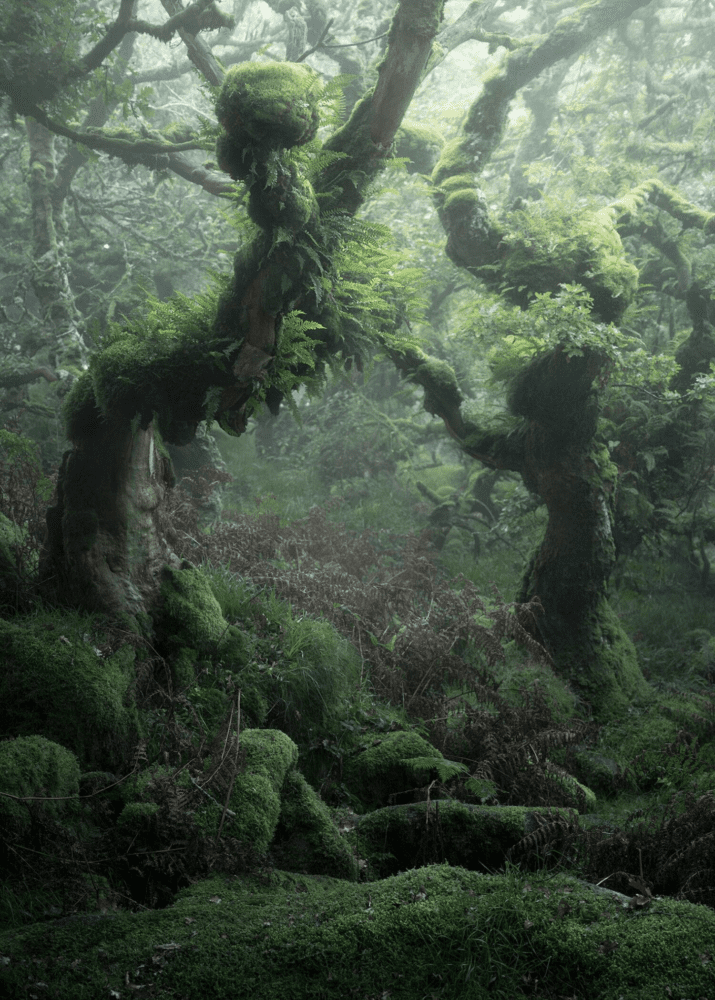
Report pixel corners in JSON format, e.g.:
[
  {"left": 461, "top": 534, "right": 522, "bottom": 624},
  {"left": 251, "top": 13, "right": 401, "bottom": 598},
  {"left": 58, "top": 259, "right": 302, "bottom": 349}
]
[
  {"left": 500, "top": 201, "right": 638, "bottom": 322},
  {"left": 159, "top": 561, "right": 228, "bottom": 651},
  {"left": 215, "top": 61, "right": 322, "bottom": 178},
  {"left": 0, "top": 735, "right": 80, "bottom": 835},
  {"left": 0, "top": 614, "right": 140, "bottom": 769},
  {"left": 344, "top": 730, "right": 445, "bottom": 809}
]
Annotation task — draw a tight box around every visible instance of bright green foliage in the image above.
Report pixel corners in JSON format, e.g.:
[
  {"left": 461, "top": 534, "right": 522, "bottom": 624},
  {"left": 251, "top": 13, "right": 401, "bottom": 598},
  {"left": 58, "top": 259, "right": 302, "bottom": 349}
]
[
  {"left": 62, "top": 277, "right": 232, "bottom": 442},
  {"left": 344, "top": 730, "right": 446, "bottom": 809},
  {"left": 479, "top": 286, "right": 636, "bottom": 391},
  {"left": 0, "top": 614, "right": 140, "bottom": 769},
  {"left": 499, "top": 201, "right": 638, "bottom": 321},
  {"left": 4, "top": 864, "right": 714, "bottom": 999},
  {"left": 273, "top": 769, "right": 359, "bottom": 880},
  {"left": 0, "top": 735, "right": 80, "bottom": 834},
  {"left": 159, "top": 563, "right": 229, "bottom": 651}
]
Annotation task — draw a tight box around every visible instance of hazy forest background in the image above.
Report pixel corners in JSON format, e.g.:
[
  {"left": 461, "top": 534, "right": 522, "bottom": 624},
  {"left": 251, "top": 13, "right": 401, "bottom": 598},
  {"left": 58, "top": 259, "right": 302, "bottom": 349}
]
[{"left": 2, "top": 2, "right": 715, "bottom": 998}]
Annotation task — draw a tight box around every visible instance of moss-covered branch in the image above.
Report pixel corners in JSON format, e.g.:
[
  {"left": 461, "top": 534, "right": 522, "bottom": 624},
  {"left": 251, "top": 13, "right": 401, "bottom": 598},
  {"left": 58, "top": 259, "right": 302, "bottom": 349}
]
[
  {"left": 432, "top": 0, "right": 656, "bottom": 320},
  {"left": 384, "top": 343, "right": 523, "bottom": 472},
  {"left": 316, "top": 0, "right": 446, "bottom": 213}
]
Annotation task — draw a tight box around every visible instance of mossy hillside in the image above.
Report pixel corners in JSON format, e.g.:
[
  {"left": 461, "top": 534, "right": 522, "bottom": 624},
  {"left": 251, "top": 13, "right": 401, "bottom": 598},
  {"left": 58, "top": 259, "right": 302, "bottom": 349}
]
[
  {"left": 3, "top": 865, "right": 714, "bottom": 1000},
  {"left": 0, "top": 612, "right": 140, "bottom": 769},
  {"left": 0, "top": 736, "right": 80, "bottom": 835}
]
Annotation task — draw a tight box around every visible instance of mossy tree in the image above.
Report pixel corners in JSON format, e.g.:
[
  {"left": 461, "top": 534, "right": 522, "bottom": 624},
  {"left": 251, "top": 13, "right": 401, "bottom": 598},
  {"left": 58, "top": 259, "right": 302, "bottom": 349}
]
[
  {"left": 387, "top": 0, "right": 657, "bottom": 717},
  {"left": 31, "top": 0, "right": 446, "bottom": 623}
]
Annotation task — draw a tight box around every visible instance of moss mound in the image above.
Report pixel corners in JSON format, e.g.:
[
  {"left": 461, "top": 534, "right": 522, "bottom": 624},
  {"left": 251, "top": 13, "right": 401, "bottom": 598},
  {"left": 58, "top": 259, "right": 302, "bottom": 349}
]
[
  {"left": 2, "top": 865, "right": 714, "bottom": 999},
  {"left": 0, "top": 735, "right": 80, "bottom": 835},
  {"left": 0, "top": 615, "right": 140, "bottom": 768}
]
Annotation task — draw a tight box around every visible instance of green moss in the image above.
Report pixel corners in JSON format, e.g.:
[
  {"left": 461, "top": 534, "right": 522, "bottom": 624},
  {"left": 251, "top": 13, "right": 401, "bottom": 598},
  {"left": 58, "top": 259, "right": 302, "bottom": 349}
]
[
  {"left": 217, "top": 729, "right": 298, "bottom": 850},
  {"left": 500, "top": 202, "right": 639, "bottom": 322},
  {"left": 596, "top": 703, "right": 715, "bottom": 793},
  {"left": 355, "top": 802, "right": 578, "bottom": 878},
  {"left": 117, "top": 800, "right": 159, "bottom": 829},
  {"left": 216, "top": 62, "right": 322, "bottom": 151},
  {"left": 417, "top": 356, "right": 462, "bottom": 415},
  {"left": 567, "top": 599, "right": 655, "bottom": 722},
  {"left": 344, "top": 730, "right": 445, "bottom": 809},
  {"left": 62, "top": 369, "right": 102, "bottom": 441},
  {"left": 215, "top": 62, "right": 322, "bottom": 191},
  {"left": 431, "top": 137, "right": 474, "bottom": 187},
  {"left": 0, "top": 615, "right": 140, "bottom": 769},
  {"left": 272, "top": 769, "right": 359, "bottom": 880},
  {"left": 0, "top": 736, "right": 80, "bottom": 835},
  {"left": 393, "top": 121, "right": 444, "bottom": 175},
  {"left": 491, "top": 643, "right": 579, "bottom": 721},
  {"left": 5, "top": 864, "right": 713, "bottom": 999},
  {"left": 159, "top": 563, "right": 229, "bottom": 651},
  {"left": 75, "top": 278, "right": 231, "bottom": 443},
  {"left": 0, "top": 512, "right": 28, "bottom": 592}
]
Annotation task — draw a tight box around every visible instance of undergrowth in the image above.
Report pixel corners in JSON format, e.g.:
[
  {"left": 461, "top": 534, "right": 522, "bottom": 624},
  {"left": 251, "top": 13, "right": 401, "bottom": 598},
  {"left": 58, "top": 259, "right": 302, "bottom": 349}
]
[{"left": 0, "top": 452, "right": 714, "bottom": 929}]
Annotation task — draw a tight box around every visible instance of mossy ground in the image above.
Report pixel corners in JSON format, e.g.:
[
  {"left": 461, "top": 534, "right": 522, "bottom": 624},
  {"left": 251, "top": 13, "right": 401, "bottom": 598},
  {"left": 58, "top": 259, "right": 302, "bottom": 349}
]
[{"left": 2, "top": 864, "right": 713, "bottom": 1000}]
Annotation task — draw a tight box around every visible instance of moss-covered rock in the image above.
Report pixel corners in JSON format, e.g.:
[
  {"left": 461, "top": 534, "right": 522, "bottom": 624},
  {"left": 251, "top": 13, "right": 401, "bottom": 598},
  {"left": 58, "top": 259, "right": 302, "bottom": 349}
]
[
  {"left": 4, "top": 864, "right": 714, "bottom": 999},
  {"left": 0, "top": 616, "right": 140, "bottom": 769},
  {"left": 0, "top": 735, "right": 80, "bottom": 835},
  {"left": 354, "top": 801, "right": 578, "bottom": 878},
  {"left": 344, "top": 730, "right": 446, "bottom": 809},
  {"left": 227, "top": 729, "right": 298, "bottom": 851},
  {"left": 159, "top": 562, "right": 229, "bottom": 651},
  {"left": 271, "top": 769, "right": 359, "bottom": 880}
]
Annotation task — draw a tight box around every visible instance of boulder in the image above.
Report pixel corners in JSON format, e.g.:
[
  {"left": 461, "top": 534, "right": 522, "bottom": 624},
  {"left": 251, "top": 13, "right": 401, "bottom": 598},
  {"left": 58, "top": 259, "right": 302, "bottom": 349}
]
[
  {"left": 271, "top": 769, "right": 359, "bottom": 880},
  {"left": 0, "top": 735, "right": 80, "bottom": 835},
  {"left": 354, "top": 800, "right": 578, "bottom": 878},
  {"left": 0, "top": 616, "right": 140, "bottom": 769},
  {"left": 344, "top": 730, "right": 447, "bottom": 808}
]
